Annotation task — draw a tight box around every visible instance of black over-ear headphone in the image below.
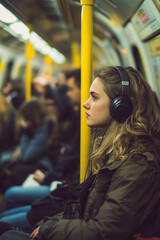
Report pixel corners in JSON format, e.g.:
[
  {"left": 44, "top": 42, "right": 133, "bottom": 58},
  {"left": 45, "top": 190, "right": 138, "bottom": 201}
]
[{"left": 110, "top": 66, "right": 132, "bottom": 122}]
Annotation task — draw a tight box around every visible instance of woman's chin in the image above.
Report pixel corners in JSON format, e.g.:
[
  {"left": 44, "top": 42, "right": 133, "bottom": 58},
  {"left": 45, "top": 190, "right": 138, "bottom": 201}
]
[
  {"left": 86, "top": 121, "right": 92, "bottom": 128},
  {"left": 87, "top": 121, "right": 96, "bottom": 128}
]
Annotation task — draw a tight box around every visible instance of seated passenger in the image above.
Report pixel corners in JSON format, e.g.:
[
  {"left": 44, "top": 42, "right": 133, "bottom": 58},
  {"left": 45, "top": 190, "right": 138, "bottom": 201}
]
[{"left": 0, "top": 66, "right": 160, "bottom": 240}]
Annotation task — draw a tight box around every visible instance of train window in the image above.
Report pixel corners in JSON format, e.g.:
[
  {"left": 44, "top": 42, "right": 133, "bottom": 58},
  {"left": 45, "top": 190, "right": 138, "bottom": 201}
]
[
  {"left": 4, "top": 60, "right": 14, "bottom": 85},
  {"left": 131, "top": 45, "right": 146, "bottom": 79}
]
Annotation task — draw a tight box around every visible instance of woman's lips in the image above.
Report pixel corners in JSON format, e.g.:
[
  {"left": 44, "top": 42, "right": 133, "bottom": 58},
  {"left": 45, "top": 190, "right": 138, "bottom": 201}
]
[{"left": 86, "top": 112, "right": 90, "bottom": 118}]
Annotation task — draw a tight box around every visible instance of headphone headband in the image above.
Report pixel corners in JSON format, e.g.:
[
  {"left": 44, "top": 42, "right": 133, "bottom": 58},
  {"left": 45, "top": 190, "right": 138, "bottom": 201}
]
[
  {"left": 114, "top": 66, "right": 129, "bottom": 96},
  {"left": 110, "top": 66, "right": 132, "bottom": 122}
]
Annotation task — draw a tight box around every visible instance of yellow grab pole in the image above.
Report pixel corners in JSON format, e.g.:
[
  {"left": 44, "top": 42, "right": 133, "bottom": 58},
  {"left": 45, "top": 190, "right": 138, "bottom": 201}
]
[
  {"left": 0, "top": 60, "right": 5, "bottom": 72},
  {"left": 80, "top": 0, "right": 95, "bottom": 183},
  {"left": 25, "top": 40, "right": 35, "bottom": 101},
  {"left": 72, "top": 41, "right": 80, "bottom": 68},
  {"left": 44, "top": 55, "right": 53, "bottom": 76},
  {"left": 26, "top": 58, "right": 32, "bottom": 101},
  {"left": 0, "top": 60, "right": 6, "bottom": 90}
]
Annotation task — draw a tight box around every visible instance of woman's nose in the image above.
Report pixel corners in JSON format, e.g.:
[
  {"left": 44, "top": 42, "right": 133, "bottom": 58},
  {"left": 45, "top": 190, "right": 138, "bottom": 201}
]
[{"left": 83, "top": 99, "right": 89, "bottom": 109}]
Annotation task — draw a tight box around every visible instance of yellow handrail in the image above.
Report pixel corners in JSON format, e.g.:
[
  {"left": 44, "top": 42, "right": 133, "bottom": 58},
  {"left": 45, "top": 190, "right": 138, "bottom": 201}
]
[
  {"left": 25, "top": 40, "right": 35, "bottom": 101},
  {"left": 44, "top": 55, "right": 53, "bottom": 76},
  {"left": 72, "top": 41, "right": 80, "bottom": 68},
  {"left": 80, "top": 0, "right": 95, "bottom": 183}
]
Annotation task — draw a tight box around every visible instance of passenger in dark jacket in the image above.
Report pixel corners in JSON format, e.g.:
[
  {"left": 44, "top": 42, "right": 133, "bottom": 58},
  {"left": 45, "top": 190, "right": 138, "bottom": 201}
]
[{"left": 2, "top": 66, "right": 160, "bottom": 240}]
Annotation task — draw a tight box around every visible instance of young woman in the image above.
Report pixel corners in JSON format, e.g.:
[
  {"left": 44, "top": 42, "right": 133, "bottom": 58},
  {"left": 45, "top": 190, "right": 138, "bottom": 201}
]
[{"left": 1, "top": 66, "right": 160, "bottom": 240}]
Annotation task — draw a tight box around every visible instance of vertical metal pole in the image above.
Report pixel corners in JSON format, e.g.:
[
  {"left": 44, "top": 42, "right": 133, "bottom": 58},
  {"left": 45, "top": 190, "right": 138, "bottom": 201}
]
[
  {"left": 80, "top": 0, "right": 95, "bottom": 183},
  {"left": 72, "top": 41, "right": 80, "bottom": 68},
  {"left": 44, "top": 55, "right": 53, "bottom": 76},
  {"left": 25, "top": 26, "right": 35, "bottom": 101},
  {"left": 0, "top": 60, "right": 6, "bottom": 90},
  {"left": 25, "top": 41, "right": 34, "bottom": 101}
]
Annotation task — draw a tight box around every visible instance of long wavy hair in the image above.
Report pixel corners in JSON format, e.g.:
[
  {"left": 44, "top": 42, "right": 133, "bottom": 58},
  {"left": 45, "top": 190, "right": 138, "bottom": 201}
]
[{"left": 90, "top": 66, "right": 160, "bottom": 174}]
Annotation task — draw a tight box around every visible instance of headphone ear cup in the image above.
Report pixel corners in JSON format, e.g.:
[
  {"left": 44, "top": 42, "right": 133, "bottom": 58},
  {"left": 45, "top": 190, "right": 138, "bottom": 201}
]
[{"left": 110, "top": 96, "right": 132, "bottom": 122}]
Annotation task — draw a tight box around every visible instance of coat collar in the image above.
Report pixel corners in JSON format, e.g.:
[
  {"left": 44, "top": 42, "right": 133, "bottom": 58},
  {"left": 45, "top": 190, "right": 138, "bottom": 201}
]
[
  {"left": 100, "top": 154, "right": 124, "bottom": 171},
  {"left": 100, "top": 152, "right": 155, "bottom": 172},
  {"left": 101, "top": 159, "right": 124, "bottom": 171}
]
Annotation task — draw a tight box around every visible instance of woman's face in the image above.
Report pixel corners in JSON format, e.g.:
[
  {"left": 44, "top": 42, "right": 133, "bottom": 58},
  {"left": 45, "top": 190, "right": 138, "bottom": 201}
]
[{"left": 83, "top": 77, "right": 111, "bottom": 128}]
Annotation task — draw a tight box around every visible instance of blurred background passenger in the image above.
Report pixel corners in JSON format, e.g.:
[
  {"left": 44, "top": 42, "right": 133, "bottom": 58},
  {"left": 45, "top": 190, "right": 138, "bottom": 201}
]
[
  {"left": 0, "top": 94, "right": 20, "bottom": 167},
  {"left": 56, "top": 69, "right": 72, "bottom": 90},
  {"left": 0, "top": 68, "right": 81, "bottom": 232},
  {"left": 0, "top": 98, "right": 59, "bottom": 193},
  {"left": 2, "top": 79, "right": 25, "bottom": 109},
  {"left": 65, "top": 69, "right": 81, "bottom": 106},
  {"left": 31, "top": 74, "right": 57, "bottom": 99},
  {"left": 44, "top": 85, "right": 74, "bottom": 144}
]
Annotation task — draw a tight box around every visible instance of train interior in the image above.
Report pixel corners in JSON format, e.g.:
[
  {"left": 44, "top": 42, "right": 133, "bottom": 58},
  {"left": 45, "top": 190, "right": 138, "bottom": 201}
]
[
  {"left": 0, "top": 0, "right": 159, "bottom": 98},
  {"left": 0, "top": 0, "right": 160, "bottom": 238}
]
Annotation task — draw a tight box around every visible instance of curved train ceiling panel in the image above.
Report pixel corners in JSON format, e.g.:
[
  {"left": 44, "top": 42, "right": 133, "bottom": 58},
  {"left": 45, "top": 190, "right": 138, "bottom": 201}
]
[{"left": 0, "top": 0, "right": 143, "bottom": 64}]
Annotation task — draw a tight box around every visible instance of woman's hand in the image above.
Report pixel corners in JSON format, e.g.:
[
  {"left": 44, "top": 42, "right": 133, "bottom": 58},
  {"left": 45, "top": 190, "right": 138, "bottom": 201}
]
[
  {"left": 33, "top": 170, "right": 45, "bottom": 183},
  {"left": 30, "top": 226, "right": 40, "bottom": 239}
]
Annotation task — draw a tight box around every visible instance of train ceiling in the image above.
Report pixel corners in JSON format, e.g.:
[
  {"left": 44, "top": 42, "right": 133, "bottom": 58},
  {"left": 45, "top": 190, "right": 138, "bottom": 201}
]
[{"left": 0, "top": 0, "right": 143, "bottom": 64}]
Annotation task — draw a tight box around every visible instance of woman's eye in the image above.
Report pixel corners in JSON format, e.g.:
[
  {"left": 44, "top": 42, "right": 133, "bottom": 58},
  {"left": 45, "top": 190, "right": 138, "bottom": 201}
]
[{"left": 92, "top": 95, "right": 97, "bottom": 100}]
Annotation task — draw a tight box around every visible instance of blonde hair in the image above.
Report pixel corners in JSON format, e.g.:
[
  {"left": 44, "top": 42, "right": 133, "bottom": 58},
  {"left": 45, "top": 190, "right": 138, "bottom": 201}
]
[{"left": 91, "top": 66, "right": 160, "bottom": 174}]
